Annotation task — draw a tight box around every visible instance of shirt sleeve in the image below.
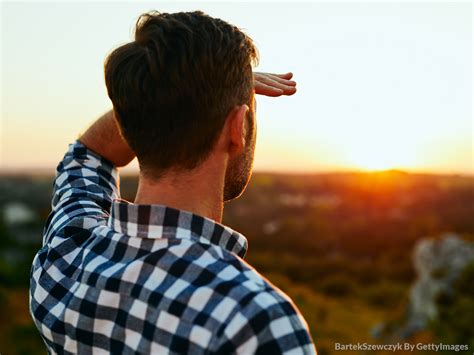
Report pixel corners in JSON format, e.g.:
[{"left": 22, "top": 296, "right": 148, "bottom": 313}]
[
  {"left": 213, "top": 290, "right": 317, "bottom": 354},
  {"left": 42, "top": 140, "right": 120, "bottom": 246}
]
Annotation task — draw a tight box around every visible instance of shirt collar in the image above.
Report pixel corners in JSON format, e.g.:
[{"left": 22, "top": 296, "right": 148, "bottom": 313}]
[{"left": 107, "top": 199, "right": 248, "bottom": 258}]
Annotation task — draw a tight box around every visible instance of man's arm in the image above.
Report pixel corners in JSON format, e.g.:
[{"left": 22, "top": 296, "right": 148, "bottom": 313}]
[
  {"left": 79, "top": 110, "right": 135, "bottom": 167},
  {"left": 42, "top": 110, "right": 133, "bottom": 246}
]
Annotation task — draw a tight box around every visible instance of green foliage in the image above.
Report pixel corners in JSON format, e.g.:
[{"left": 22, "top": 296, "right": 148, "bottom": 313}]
[
  {"left": 319, "top": 275, "right": 356, "bottom": 297},
  {"left": 10, "top": 324, "right": 45, "bottom": 355},
  {"left": 0, "top": 288, "right": 45, "bottom": 355},
  {"left": 431, "top": 262, "right": 474, "bottom": 352},
  {"left": 362, "top": 282, "right": 407, "bottom": 308}
]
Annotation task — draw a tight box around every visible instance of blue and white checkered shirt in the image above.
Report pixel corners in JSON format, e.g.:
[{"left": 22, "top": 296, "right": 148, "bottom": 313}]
[{"left": 30, "top": 140, "right": 316, "bottom": 354}]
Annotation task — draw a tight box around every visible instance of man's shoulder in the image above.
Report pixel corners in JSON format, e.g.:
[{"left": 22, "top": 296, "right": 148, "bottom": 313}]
[
  {"left": 190, "top": 240, "right": 275, "bottom": 290},
  {"left": 196, "top": 242, "right": 301, "bottom": 318},
  {"left": 220, "top": 254, "right": 301, "bottom": 318},
  {"left": 206, "top": 253, "right": 315, "bottom": 354}
]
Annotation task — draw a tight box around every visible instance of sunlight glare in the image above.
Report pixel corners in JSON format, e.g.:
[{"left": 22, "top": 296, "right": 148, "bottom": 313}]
[{"left": 342, "top": 136, "right": 421, "bottom": 172}]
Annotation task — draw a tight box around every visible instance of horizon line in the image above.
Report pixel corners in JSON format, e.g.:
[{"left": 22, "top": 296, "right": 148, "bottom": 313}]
[{"left": 0, "top": 166, "right": 473, "bottom": 178}]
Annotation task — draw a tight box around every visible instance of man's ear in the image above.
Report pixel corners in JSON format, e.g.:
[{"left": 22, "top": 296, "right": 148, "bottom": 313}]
[{"left": 225, "top": 104, "right": 249, "bottom": 156}]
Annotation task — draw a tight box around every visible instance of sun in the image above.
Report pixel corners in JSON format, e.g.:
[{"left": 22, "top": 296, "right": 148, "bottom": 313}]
[
  {"left": 353, "top": 156, "right": 397, "bottom": 171},
  {"left": 342, "top": 139, "right": 420, "bottom": 172}
]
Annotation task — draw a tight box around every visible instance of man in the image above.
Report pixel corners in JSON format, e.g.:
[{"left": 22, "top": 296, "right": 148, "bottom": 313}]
[{"left": 30, "top": 11, "right": 317, "bottom": 354}]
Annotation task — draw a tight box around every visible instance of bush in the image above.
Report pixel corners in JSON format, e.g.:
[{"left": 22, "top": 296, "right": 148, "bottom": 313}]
[
  {"left": 363, "top": 282, "right": 407, "bottom": 308},
  {"left": 319, "top": 275, "right": 356, "bottom": 297},
  {"left": 431, "top": 262, "right": 474, "bottom": 352}
]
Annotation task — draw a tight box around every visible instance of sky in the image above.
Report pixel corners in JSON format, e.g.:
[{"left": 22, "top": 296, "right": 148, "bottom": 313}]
[{"left": 1, "top": 1, "right": 472, "bottom": 174}]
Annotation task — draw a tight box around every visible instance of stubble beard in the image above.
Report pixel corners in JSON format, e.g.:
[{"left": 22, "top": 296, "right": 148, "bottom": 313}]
[{"left": 223, "top": 109, "right": 256, "bottom": 202}]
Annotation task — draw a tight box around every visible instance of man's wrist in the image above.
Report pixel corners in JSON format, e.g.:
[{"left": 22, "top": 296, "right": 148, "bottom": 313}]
[{"left": 79, "top": 110, "right": 135, "bottom": 167}]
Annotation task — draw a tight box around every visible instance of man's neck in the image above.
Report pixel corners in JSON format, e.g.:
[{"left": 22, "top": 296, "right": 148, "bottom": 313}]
[{"left": 134, "top": 163, "right": 226, "bottom": 223}]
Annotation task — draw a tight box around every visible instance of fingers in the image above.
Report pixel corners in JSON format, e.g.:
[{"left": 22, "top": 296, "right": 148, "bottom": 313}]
[
  {"left": 254, "top": 84, "right": 296, "bottom": 97},
  {"left": 274, "top": 72, "right": 293, "bottom": 80},
  {"left": 256, "top": 74, "right": 297, "bottom": 95},
  {"left": 253, "top": 72, "right": 297, "bottom": 97},
  {"left": 256, "top": 72, "right": 296, "bottom": 86},
  {"left": 254, "top": 82, "right": 285, "bottom": 97},
  {"left": 270, "top": 75, "right": 296, "bottom": 87}
]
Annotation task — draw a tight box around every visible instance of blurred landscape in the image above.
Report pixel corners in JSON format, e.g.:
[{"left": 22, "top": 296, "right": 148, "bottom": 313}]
[{"left": 0, "top": 170, "right": 473, "bottom": 354}]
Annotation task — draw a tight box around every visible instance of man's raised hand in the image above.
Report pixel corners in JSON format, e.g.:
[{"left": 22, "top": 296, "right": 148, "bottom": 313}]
[{"left": 254, "top": 72, "right": 297, "bottom": 97}]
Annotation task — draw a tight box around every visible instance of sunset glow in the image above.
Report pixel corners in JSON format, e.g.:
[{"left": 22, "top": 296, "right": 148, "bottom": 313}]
[
  {"left": 339, "top": 133, "right": 422, "bottom": 172},
  {"left": 345, "top": 144, "right": 416, "bottom": 172}
]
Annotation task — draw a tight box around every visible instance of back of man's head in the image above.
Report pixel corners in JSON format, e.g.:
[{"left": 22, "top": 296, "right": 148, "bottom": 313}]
[{"left": 104, "top": 11, "right": 258, "bottom": 178}]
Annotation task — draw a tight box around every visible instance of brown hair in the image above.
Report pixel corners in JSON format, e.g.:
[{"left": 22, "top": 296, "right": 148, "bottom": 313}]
[{"left": 104, "top": 11, "right": 258, "bottom": 176}]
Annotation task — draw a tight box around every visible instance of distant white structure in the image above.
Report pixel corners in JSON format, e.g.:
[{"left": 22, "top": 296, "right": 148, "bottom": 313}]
[
  {"left": 410, "top": 233, "right": 474, "bottom": 321},
  {"left": 3, "top": 202, "right": 35, "bottom": 225},
  {"left": 378, "top": 233, "right": 474, "bottom": 342},
  {"left": 388, "top": 233, "right": 474, "bottom": 339}
]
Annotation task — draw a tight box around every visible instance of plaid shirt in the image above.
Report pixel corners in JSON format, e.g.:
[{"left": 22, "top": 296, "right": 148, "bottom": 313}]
[{"left": 30, "top": 140, "right": 316, "bottom": 354}]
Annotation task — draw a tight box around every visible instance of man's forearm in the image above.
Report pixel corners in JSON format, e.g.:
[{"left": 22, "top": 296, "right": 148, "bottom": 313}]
[{"left": 79, "top": 110, "right": 135, "bottom": 167}]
